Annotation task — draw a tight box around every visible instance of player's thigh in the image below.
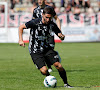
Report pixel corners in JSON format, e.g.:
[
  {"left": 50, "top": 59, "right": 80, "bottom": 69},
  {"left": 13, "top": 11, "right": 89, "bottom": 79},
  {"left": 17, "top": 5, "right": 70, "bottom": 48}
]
[
  {"left": 55, "top": 51, "right": 61, "bottom": 63},
  {"left": 30, "top": 53, "right": 46, "bottom": 69},
  {"left": 45, "top": 50, "right": 59, "bottom": 65}
]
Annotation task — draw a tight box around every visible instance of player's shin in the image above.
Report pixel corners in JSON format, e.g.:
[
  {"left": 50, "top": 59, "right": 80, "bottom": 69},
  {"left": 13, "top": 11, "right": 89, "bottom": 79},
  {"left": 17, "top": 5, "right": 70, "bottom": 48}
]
[{"left": 58, "top": 68, "right": 68, "bottom": 84}]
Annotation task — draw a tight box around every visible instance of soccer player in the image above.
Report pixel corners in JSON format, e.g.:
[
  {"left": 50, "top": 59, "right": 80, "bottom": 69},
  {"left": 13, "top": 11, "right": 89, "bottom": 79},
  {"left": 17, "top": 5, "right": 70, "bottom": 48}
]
[
  {"left": 32, "top": 0, "right": 61, "bottom": 72},
  {"left": 18, "top": 6, "right": 73, "bottom": 88}
]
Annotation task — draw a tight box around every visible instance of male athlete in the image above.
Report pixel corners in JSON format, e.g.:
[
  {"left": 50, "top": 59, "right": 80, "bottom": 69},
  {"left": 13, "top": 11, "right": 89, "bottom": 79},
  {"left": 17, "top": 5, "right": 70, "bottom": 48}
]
[
  {"left": 32, "top": 0, "right": 61, "bottom": 72},
  {"left": 19, "top": 6, "right": 73, "bottom": 88}
]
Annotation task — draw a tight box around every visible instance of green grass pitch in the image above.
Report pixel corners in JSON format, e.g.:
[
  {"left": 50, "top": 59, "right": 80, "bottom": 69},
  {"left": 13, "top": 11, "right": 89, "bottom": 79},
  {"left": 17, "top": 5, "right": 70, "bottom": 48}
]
[{"left": 0, "top": 43, "right": 100, "bottom": 90}]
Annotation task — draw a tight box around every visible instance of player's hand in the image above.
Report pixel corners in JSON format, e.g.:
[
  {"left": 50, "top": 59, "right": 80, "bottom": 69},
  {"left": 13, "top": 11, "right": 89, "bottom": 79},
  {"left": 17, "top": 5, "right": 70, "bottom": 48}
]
[
  {"left": 58, "top": 33, "right": 65, "bottom": 40},
  {"left": 19, "top": 40, "right": 25, "bottom": 47}
]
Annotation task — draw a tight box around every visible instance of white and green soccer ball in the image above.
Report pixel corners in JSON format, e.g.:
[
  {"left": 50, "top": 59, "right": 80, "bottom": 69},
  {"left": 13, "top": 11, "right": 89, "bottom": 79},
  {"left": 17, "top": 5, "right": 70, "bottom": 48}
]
[{"left": 44, "top": 76, "right": 57, "bottom": 88}]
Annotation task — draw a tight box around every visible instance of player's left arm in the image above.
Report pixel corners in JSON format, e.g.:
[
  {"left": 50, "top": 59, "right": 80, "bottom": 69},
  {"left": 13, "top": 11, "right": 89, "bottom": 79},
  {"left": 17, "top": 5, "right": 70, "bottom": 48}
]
[
  {"left": 58, "top": 33, "right": 65, "bottom": 40},
  {"left": 53, "top": 23, "right": 65, "bottom": 40},
  {"left": 54, "top": 15, "right": 61, "bottom": 30}
]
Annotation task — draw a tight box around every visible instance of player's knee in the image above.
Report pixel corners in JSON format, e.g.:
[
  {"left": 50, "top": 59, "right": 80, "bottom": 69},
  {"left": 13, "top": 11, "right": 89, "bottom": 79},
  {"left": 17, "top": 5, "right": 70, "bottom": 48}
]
[
  {"left": 40, "top": 66, "right": 48, "bottom": 75},
  {"left": 53, "top": 62, "right": 62, "bottom": 69}
]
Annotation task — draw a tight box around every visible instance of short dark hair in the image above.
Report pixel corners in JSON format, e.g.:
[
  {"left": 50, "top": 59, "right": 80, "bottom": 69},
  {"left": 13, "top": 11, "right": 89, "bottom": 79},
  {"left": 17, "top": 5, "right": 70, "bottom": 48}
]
[{"left": 43, "top": 6, "right": 54, "bottom": 15}]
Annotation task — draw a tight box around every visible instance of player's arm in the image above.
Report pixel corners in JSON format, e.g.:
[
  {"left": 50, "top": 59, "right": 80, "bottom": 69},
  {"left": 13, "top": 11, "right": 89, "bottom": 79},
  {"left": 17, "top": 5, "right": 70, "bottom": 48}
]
[
  {"left": 18, "top": 24, "right": 26, "bottom": 47},
  {"left": 54, "top": 15, "right": 61, "bottom": 30},
  {"left": 58, "top": 33, "right": 65, "bottom": 40},
  {"left": 53, "top": 24, "right": 65, "bottom": 40},
  {"left": 19, "top": 19, "right": 35, "bottom": 47},
  {"left": 51, "top": 6, "right": 61, "bottom": 30}
]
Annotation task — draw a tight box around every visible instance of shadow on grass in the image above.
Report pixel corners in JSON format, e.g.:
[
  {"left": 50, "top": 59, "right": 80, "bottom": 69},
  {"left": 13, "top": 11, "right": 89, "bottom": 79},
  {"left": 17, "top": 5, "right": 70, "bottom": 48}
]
[
  {"left": 74, "top": 86, "right": 91, "bottom": 88},
  {"left": 52, "top": 69, "right": 85, "bottom": 72},
  {"left": 66, "top": 70, "right": 85, "bottom": 72},
  {"left": 56, "top": 86, "right": 91, "bottom": 88}
]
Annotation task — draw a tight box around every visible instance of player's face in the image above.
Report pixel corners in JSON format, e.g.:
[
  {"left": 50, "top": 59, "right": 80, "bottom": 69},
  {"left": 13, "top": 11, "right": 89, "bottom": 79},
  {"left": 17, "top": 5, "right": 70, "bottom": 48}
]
[
  {"left": 38, "top": 0, "right": 45, "bottom": 6},
  {"left": 42, "top": 13, "right": 52, "bottom": 24}
]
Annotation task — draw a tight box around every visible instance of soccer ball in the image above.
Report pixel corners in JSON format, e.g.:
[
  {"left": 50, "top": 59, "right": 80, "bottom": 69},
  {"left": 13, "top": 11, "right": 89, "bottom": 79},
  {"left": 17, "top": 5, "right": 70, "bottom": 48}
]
[{"left": 44, "top": 76, "right": 57, "bottom": 88}]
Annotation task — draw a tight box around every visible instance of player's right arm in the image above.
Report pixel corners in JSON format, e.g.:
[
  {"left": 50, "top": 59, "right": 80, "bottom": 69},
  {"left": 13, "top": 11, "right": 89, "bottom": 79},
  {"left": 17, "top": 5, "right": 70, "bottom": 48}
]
[
  {"left": 18, "top": 24, "right": 26, "bottom": 47},
  {"left": 19, "top": 19, "right": 36, "bottom": 47}
]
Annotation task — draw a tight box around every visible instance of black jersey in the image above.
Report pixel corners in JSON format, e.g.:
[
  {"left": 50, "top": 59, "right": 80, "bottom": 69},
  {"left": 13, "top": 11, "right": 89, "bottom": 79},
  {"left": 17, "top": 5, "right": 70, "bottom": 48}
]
[
  {"left": 25, "top": 18, "right": 61, "bottom": 53},
  {"left": 33, "top": 5, "right": 57, "bottom": 48},
  {"left": 33, "top": 5, "right": 56, "bottom": 19}
]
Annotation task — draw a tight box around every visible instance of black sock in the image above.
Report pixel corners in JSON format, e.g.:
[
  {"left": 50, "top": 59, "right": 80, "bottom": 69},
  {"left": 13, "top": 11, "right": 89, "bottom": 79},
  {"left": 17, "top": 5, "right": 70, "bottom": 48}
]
[
  {"left": 58, "top": 68, "right": 68, "bottom": 84},
  {"left": 46, "top": 71, "right": 50, "bottom": 76}
]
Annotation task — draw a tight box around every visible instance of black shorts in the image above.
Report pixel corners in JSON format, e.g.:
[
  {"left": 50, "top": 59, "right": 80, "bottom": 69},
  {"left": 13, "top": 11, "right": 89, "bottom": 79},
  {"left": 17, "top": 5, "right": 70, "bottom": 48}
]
[{"left": 30, "top": 49, "right": 59, "bottom": 69}]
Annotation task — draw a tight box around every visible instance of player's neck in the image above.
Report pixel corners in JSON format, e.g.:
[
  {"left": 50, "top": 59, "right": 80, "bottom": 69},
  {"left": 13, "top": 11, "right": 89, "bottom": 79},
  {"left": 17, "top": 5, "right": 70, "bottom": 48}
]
[
  {"left": 42, "top": 18, "right": 45, "bottom": 24},
  {"left": 40, "top": 4, "right": 46, "bottom": 8}
]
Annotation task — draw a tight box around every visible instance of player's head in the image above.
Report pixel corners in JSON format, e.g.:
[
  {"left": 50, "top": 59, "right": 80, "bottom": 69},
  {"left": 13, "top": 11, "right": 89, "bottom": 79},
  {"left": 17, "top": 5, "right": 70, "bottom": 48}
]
[
  {"left": 42, "top": 6, "right": 54, "bottom": 24},
  {"left": 38, "top": 0, "right": 46, "bottom": 6}
]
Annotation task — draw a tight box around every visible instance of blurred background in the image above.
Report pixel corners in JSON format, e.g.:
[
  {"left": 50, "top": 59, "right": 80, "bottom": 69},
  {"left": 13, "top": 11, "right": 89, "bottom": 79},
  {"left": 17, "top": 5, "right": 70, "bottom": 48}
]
[{"left": 0, "top": 0, "right": 100, "bottom": 43}]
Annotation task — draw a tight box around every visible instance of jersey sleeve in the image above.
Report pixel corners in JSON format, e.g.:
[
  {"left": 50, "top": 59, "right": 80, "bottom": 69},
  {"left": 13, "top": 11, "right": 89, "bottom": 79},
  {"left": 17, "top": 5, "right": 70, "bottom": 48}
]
[
  {"left": 53, "top": 23, "right": 61, "bottom": 35},
  {"left": 25, "top": 20, "right": 35, "bottom": 29}
]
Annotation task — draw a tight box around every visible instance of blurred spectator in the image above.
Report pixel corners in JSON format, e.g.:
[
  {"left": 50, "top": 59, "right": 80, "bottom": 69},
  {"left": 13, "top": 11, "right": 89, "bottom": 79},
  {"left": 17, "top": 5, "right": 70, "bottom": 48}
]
[
  {"left": 0, "top": 5, "right": 5, "bottom": 13},
  {"left": 46, "top": 0, "right": 60, "bottom": 15},
  {"left": 46, "top": 0, "right": 53, "bottom": 4},
  {"left": 10, "top": 0, "right": 16, "bottom": 9},
  {"left": 61, "top": 0, "right": 65, "bottom": 7},
  {"left": 30, "top": 1, "right": 37, "bottom": 13},
  {"left": 83, "top": 0, "right": 90, "bottom": 12},
  {"left": 68, "top": 0, "right": 75, "bottom": 7},
  {"left": 73, "top": 0, "right": 83, "bottom": 7},
  {"left": 60, "top": 7, "right": 65, "bottom": 13},
  {"left": 75, "top": 0, "right": 79, "bottom": 5},
  {"left": 68, "top": 0, "right": 80, "bottom": 7},
  {"left": 87, "top": 6, "right": 95, "bottom": 16},
  {"left": 98, "top": 7, "right": 100, "bottom": 13},
  {"left": 15, "top": 0, "right": 22, "bottom": 4},
  {"left": 30, "top": 0, "right": 36, "bottom": 4},
  {"left": 47, "top": 0, "right": 56, "bottom": 9},
  {"left": 73, "top": 5, "right": 81, "bottom": 16},
  {"left": 17, "top": 0, "right": 23, "bottom": 4},
  {"left": 73, "top": 5, "right": 81, "bottom": 20},
  {"left": 97, "top": 0, "right": 100, "bottom": 10},
  {"left": 78, "top": 0, "right": 83, "bottom": 7},
  {"left": 74, "top": 0, "right": 84, "bottom": 8},
  {"left": 55, "top": 7, "right": 60, "bottom": 15},
  {"left": 10, "top": 0, "right": 17, "bottom": 13},
  {"left": 66, "top": 3, "right": 72, "bottom": 14}
]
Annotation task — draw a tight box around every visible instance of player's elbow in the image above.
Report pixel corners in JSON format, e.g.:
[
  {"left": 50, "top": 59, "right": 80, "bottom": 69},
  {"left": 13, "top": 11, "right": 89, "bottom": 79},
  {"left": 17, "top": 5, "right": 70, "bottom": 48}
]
[{"left": 19, "top": 24, "right": 26, "bottom": 30}]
